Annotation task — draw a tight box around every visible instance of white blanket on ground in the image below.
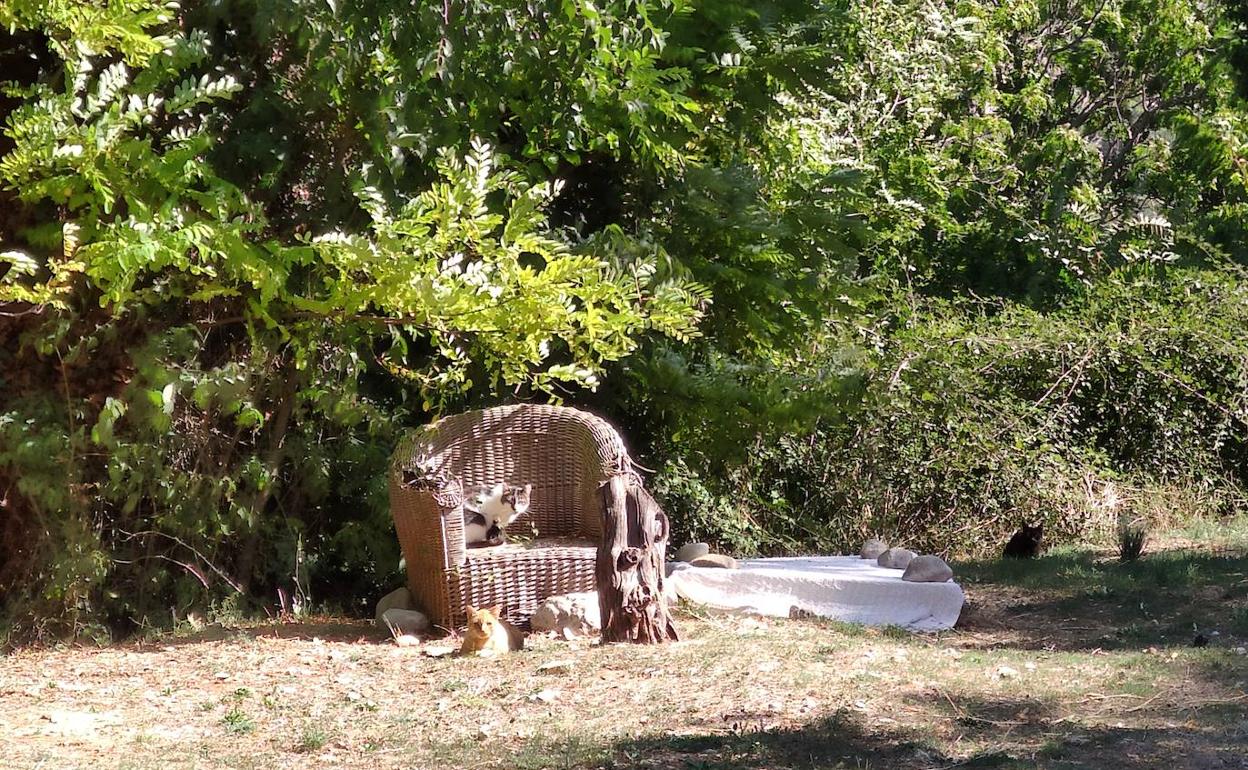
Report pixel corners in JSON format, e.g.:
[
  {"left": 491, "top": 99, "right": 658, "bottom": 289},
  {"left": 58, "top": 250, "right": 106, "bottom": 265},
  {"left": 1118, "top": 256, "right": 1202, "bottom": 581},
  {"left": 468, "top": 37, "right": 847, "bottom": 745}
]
[{"left": 667, "top": 556, "right": 964, "bottom": 631}]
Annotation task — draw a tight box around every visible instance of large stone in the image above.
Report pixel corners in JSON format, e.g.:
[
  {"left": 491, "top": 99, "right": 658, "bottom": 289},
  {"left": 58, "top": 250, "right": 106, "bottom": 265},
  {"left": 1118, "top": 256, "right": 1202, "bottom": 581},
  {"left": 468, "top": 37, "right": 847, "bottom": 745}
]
[
  {"left": 689, "top": 553, "right": 738, "bottom": 569},
  {"left": 529, "top": 591, "right": 601, "bottom": 638},
  {"left": 374, "top": 586, "right": 414, "bottom": 623},
  {"left": 675, "top": 542, "right": 711, "bottom": 563},
  {"left": 877, "top": 548, "right": 916, "bottom": 570},
  {"left": 860, "top": 539, "right": 888, "bottom": 559},
  {"left": 902, "top": 555, "right": 954, "bottom": 583},
  {"left": 381, "top": 608, "right": 430, "bottom": 637}
]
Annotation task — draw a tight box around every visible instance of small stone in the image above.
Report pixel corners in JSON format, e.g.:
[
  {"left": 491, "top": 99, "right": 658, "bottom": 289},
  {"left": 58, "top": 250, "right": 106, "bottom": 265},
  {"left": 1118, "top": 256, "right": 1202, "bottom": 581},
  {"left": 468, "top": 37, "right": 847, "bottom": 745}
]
[
  {"left": 375, "top": 587, "right": 414, "bottom": 623},
  {"left": 996, "top": 666, "right": 1019, "bottom": 678},
  {"left": 529, "top": 592, "right": 600, "bottom": 637},
  {"left": 675, "top": 542, "right": 711, "bottom": 562},
  {"left": 529, "top": 689, "right": 560, "bottom": 703},
  {"left": 902, "top": 555, "right": 954, "bottom": 583},
  {"left": 860, "top": 539, "right": 888, "bottom": 559},
  {"left": 424, "top": 645, "right": 456, "bottom": 658},
  {"left": 689, "top": 554, "right": 738, "bottom": 569},
  {"left": 537, "top": 660, "right": 575, "bottom": 674},
  {"left": 381, "top": 608, "right": 430, "bottom": 638},
  {"left": 877, "top": 548, "right": 916, "bottom": 570},
  {"left": 393, "top": 634, "right": 422, "bottom": 648}
]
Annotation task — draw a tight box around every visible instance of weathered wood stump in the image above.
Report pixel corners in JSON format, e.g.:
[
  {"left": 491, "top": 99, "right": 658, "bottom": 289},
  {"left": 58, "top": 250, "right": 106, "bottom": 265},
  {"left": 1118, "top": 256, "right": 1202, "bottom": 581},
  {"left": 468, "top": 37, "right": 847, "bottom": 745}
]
[{"left": 596, "top": 475, "right": 679, "bottom": 644}]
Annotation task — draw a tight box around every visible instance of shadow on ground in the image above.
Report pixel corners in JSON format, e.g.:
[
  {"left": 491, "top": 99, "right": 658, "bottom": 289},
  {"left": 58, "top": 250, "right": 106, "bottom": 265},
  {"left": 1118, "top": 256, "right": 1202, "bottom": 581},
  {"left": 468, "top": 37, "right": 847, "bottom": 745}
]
[
  {"left": 952, "top": 547, "right": 1248, "bottom": 653},
  {"left": 526, "top": 696, "right": 1248, "bottom": 770},
  {"left": 127, "top": 617, "right": 390, "bottom": 650}
]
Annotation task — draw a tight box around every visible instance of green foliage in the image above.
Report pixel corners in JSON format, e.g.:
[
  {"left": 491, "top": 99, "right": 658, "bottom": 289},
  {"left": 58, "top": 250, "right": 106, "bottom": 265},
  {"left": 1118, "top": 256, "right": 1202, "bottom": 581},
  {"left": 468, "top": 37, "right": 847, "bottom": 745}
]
[
  {"left": 0, "top": 0, "right": 712, "bottom": 640},
  {"left": 0, "top": 0, "right": 172, "bottom": 64},
  {"left": 631, "top": 0, "right": 1248, "bottom": 557},
  {"left": 656, "top": 267, "right": 1248, "bottom": 556},
  {"left": 3, "top": 0, "right": 1248, "bottom": 642},
  {"left": 1118, "top": 515, "right": 1148, "bottom": 562},
  {"left": 308, "top": 139, "right": 708, "bottom": 406}
]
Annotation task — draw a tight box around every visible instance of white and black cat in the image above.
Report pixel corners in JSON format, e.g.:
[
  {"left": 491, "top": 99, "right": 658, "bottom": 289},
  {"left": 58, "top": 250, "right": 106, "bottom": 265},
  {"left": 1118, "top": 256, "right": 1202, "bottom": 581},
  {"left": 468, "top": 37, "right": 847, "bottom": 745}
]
[{"left": 463, "top": 482, "right": 532, "bottom": 547}]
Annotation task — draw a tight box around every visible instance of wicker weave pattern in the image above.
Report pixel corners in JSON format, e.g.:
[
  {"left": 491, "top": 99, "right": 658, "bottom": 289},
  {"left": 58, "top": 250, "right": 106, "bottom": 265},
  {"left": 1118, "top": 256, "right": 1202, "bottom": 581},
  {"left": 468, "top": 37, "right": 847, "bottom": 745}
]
[{"left": 389, "top": 404, "right": 635, "bottom": 630}]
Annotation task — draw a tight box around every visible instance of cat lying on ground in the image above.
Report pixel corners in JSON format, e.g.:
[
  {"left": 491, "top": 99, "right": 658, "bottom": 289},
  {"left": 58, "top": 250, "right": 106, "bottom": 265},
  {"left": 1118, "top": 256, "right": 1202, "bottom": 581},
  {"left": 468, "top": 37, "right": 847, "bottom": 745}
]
[
  {"left": 463, "top": 482, "right": 531, "bottom": 547},
  {"left": 460, "top": 605, "right": 525, "bottom": 656}
]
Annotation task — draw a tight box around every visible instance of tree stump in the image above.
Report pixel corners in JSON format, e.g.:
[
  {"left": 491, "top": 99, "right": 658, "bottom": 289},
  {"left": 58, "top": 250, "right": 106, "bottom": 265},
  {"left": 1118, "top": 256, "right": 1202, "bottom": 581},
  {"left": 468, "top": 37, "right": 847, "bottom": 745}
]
[{"left": 596, "top": 475, "right": 679, "bottom": 644}]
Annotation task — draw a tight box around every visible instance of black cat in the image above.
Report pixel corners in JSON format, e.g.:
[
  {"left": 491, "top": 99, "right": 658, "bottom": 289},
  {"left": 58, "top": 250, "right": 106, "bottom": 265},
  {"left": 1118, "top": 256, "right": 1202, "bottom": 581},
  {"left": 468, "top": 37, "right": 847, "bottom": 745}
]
[{"left": 1003, "top": 523, "right": 1044, "bottom": 559}]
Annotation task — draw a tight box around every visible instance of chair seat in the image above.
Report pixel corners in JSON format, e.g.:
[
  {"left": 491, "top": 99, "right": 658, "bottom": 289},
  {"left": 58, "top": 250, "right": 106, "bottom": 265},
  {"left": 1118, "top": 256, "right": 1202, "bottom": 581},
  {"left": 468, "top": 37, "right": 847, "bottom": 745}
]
[
  {"left": 453, "top": 536, "right": 598, "bottom": 625},
  {"left": 463, "top": 535, "right": 597, "bottom": 563}
]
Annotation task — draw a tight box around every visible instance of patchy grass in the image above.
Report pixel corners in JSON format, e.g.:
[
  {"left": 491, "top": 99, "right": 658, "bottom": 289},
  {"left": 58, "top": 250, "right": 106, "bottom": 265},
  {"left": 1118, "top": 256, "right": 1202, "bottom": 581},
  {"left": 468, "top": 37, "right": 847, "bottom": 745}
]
[
  {"left": 954, "top": 535, "right": 1248, "bottom": 651},
  {"left": 2, "top": 528, "right": 1246, "bottom": 769}
]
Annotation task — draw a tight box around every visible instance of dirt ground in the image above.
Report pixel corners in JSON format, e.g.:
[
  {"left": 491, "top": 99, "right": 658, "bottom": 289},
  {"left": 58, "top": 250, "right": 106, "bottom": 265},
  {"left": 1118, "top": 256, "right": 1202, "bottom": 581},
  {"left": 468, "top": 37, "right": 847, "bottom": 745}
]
[{"left": 3, "top": 535, "right": 1247, "bottom": 769}]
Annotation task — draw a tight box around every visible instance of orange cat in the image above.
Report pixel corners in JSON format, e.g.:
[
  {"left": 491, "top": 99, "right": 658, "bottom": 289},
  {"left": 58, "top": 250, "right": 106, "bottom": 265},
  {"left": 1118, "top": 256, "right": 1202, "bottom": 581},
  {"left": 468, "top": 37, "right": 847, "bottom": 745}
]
[{"left": 460, "top": 605, "right": 524, "bottom": 656}]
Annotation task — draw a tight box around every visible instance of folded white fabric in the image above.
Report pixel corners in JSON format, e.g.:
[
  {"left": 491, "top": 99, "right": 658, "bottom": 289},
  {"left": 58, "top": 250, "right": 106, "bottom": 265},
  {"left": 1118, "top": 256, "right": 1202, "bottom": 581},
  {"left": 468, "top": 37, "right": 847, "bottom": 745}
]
[{"left": 667, "top": 555, "right": 964, "bottom": 631}]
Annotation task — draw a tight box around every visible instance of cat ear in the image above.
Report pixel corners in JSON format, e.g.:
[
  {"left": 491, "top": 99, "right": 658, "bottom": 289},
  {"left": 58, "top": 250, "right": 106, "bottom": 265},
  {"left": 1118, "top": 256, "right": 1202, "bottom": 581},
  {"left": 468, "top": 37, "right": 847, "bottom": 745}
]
[
  {"left": 465, "top": 605, "right": 476, "bottom": 615},
  {"left": 488, "top": 605, "right": 502, "bottom": 616},
  {"left": 523, "top": 484, "right": 532, "bottom": 494}
]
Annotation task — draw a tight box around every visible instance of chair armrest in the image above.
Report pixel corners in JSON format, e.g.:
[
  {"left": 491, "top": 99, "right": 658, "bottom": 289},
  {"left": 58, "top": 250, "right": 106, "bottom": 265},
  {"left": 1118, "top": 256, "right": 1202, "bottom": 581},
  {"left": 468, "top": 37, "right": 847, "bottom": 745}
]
[{"left": 390, "top": 466, "right": 467, "bottom": 572}]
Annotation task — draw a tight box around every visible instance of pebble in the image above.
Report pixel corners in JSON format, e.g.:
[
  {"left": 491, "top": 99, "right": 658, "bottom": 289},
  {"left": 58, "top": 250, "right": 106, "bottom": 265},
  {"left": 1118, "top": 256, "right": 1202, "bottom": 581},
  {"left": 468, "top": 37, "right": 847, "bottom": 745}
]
[{"left": 675, "top": 543, "right": 711, "bottom": 562}]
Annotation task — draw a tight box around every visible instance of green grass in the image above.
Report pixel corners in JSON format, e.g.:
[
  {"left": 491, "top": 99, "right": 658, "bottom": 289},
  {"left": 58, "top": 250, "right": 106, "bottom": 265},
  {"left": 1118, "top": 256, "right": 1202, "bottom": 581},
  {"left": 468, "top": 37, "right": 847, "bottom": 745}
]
[
  {"left": 1171, "top": 514, "right": 1248, "bottom": 548},
  {"left": 222, "top": 706, "right": 255, "bottom": 735},
  {"left": 958, "top": 544, "right": 1245, "bottom": 592},
  {"left": 295, "top": 723, "right": 329, "bottom": 753},
  {"left": 957, "top": 542, "right": 1248, "bottom": 651}
]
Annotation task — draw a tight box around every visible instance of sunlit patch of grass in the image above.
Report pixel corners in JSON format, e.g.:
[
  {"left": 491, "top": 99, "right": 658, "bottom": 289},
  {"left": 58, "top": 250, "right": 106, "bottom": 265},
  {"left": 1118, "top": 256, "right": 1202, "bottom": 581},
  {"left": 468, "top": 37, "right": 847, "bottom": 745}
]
[
  {"left": 1171, "top": 515, "right": 1248, "bottom": 549},
  {"left": 295, "top": 722, "right": 329, "bottom": 753},
  {"left": 221, "top": 706, "right": 254, "bottom": 735}
]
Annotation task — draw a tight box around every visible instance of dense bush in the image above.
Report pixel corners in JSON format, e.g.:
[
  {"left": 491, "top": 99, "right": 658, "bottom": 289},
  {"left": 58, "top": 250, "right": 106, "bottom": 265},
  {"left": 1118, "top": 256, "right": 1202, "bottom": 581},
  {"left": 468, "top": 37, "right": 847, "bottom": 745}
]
[
  {"left": 2, "top": 0, "right": 1247, "bottom": 643},
  {"left": 651, "top": 267, "right": 1248, "bottom": 556}
]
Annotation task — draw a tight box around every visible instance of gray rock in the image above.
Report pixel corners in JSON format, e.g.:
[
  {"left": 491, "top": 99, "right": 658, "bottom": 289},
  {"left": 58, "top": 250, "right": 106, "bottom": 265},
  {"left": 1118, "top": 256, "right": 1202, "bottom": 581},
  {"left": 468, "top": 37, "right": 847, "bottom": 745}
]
[
  {"left": 375, "top": 586, "right": 414, "bottom": 623},
  {"left": 381, "top": 608, "right": 430, "bottom": 637},
  {"left": 675, "top": 542, "right": 711, "bottom": 562},
  {"left": 860, "top": 539, "right": 888, "bottom": 559},
  {"left": 902, "top": 555, "right": 954, "bottom": 583},
  {"left": 529, "top": 591, "right": 601, "bottom": 638},
  {"left": 689, "top": 553, "right": 738, "bottom": 569},
  {"left": 877, "top": 548, "right": 916, "bottom": 569}
]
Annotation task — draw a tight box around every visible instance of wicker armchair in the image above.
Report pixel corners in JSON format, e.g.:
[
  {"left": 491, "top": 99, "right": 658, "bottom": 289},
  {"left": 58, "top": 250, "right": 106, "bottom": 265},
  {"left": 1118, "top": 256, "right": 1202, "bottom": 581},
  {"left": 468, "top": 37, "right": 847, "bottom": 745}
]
[{"left": 388, "top": 404, "right": 639, "bottom": 631}]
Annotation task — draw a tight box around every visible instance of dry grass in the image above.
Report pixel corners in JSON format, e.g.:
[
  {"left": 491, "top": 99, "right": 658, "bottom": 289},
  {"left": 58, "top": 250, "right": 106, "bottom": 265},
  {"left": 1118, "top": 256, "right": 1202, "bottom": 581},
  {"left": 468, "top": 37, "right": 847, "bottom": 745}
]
[{"left": 3, "top": 534, "right": 1247, "bottom": 770}]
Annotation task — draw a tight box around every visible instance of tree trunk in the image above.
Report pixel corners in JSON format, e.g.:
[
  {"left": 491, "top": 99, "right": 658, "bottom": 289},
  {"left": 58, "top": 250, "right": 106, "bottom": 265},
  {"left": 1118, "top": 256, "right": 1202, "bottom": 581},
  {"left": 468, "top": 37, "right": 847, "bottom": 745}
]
[
  {"left": 233, "top": 364, "right": 301, "bottom": 593},
  {"left": 596, "top": 475, "right": 678, "bottom": 644}
]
